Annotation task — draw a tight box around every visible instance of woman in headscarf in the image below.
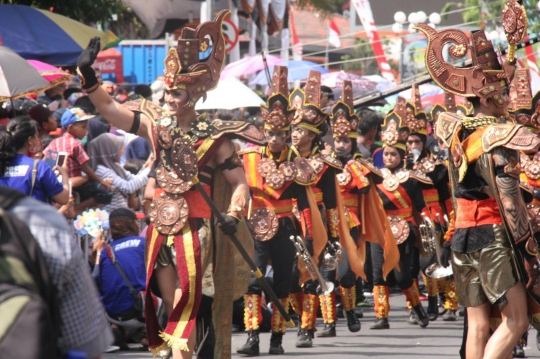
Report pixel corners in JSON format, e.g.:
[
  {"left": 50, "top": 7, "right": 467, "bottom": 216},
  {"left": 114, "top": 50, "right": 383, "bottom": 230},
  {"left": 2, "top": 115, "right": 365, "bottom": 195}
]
[{"left": 88, "top": 133, "right": 151, "bottom": 213}]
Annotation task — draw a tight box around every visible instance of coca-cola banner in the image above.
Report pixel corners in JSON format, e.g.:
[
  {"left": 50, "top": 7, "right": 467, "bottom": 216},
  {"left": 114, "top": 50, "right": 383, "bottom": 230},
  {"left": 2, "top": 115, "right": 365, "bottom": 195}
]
[{"left": 95, "top": 48, "right": 124, "bottom": 83}]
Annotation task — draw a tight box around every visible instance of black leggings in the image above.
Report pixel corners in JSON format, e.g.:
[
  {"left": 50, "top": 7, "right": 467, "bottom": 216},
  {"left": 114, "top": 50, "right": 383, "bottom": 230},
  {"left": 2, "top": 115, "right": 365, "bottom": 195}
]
[
  {"left": 371, "top": 222, "right": 416, "bottom": 290},
  {"left": 247, "top": 217, "right": 297, "bottom": 299}
]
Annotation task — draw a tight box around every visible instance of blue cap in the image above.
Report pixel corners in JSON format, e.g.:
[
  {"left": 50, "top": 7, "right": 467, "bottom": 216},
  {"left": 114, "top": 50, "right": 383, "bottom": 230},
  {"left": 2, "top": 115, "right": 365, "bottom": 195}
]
[{"left": 61, "top": 107, "right": 93, "bottom": 128}]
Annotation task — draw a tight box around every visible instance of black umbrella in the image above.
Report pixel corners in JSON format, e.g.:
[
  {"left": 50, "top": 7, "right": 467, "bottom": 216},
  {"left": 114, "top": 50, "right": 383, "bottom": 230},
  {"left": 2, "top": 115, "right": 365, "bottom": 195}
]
[{"left": 0, "top": 46, "right": 53, "bottom": 102}]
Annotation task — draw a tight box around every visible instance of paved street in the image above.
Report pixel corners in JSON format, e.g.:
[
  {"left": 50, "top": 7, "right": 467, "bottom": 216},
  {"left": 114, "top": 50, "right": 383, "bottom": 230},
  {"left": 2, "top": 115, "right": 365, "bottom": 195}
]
[{"left": 104, "top": 293, "right": 540, "bottom": 358}]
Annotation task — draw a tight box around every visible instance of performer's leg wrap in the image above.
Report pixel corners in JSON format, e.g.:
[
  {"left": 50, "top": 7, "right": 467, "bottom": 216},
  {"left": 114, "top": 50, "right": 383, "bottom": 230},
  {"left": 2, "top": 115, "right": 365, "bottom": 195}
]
[
  {"left": 443, "top": 278, "right": 459, "bottom": 311},
  {"left": 423, "top": 274, "right": 438, "bottom": 297},
  {"left": 300, "top": 294, "right": 319, "bottom": 330},
  {"left": 402, "top": 281, "right": 421, "bottom": 308},
  {"left": 289, "top": 291, "right": 304, "bottom": 315},
  {"left": 373, "top": 285, "right": 390, "bottom": 319},
  {"left": 244, "top": 294, "right": 262, "bottom": 331},
  {"left": 271, "top": 298, "right": 290, "bottom": 334},
  {"left": 319, "top": 292, "right": 336, "bottom": 324},
  {"left": 340, "top": 286, "right": 356, "bottom": 312}
]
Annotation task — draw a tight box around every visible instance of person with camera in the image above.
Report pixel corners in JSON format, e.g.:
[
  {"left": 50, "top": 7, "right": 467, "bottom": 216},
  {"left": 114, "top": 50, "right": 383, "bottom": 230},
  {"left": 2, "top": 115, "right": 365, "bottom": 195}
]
[{"left": 92, "top": 208, "right": 149, "bottom": 350}]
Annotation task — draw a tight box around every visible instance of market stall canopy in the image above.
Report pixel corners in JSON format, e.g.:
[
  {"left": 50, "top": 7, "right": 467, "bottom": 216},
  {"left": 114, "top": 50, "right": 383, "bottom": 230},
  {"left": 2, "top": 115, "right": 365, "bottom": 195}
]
[
  {"left": 195, "top": 79, "right": 264, "bottom": 110},
  {"left": 0, "top": 5, "right": 118, "bottom": 65},
  {"left": 248, "top": 60, "right": 328, "bottom": 85},
  {"left": 221, "top": 54, "right": 284, "bottom": 80},
  {"left": 122, "top": 0, "right": 229, "bottom": 38},
  {"left": 27, "top": 60, "right": 73, "bottom": 86},
  {"left": 0, "top": 46, "right": 53, "bottom": 101},
  {"left": 95, "top": 48, "right": 124, "bottom": 83}
]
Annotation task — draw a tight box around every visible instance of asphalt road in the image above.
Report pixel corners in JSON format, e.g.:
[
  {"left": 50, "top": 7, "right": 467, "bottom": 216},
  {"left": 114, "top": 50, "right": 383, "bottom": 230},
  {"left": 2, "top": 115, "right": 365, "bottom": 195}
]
[{"left": 103, "top": 293, "right": 540, "bottom": 358}]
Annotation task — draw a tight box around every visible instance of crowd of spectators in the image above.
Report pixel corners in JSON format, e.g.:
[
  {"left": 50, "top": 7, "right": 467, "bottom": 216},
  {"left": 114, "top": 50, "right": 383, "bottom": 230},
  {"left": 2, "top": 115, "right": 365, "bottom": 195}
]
[{"left": 0, "top": 73, "right": 388, "bottom": 356}]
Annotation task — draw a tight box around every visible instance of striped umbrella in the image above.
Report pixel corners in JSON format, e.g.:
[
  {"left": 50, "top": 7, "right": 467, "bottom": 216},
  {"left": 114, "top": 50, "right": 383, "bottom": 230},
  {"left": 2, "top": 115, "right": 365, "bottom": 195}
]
[
  {"left": 0, "top": 46, "right": 53, "bottom": 101},
  {"left": 0, "top": 4, "right": 118, "bottom": 65},
  {"left": 27, "top": 60, "right": 73, "bottom": 86}
]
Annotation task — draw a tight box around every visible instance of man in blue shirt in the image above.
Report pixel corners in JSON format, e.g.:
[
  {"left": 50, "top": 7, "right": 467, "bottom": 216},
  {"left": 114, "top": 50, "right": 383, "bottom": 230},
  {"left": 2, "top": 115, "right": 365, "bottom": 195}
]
[{"left": 93, "top": 208, "right": 146, "bottom": 349}]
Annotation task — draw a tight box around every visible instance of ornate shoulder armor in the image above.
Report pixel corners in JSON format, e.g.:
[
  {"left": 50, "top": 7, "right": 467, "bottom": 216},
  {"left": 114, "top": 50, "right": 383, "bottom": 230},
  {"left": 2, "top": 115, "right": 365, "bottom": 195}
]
[
  {"left": 436, "top": 112, "right": 463, "bottom": 147},
  {"left": 356, "top": 157, "right": 383, "bottom": 178},
  {"left": 414, "top": 156, "right": 437, "bottom": 174},
  {"left": 211, "top": 119, "right": 266, "bottom": 145},
  {"left": 319, "top": 154, "right": 343, "bottom": 170},
  {"left": 409, "top": 169, "right": 434, "bottom": 185},
  {"left": 122, "top": 98, "right": 165, "bottom": 123}
]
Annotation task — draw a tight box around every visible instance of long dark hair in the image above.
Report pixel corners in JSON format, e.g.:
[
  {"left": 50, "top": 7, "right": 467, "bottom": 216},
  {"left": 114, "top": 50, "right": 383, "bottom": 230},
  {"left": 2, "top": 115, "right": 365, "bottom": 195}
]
[{"left": 0, "top": 116, "right": 38, "bottom": 174}]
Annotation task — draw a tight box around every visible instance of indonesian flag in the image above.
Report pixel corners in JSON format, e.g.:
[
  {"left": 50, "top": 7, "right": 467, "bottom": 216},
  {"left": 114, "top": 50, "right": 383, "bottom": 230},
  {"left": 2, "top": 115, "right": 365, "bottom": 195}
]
[
  {"left": 328, "top": 19, "right": 341, "bottom": 48},
  {"left": 351, "top": 0, "right": 395, "bottom": 81},
  {"left": 289, "top": 9, "right": 303, "bottom": 60}
]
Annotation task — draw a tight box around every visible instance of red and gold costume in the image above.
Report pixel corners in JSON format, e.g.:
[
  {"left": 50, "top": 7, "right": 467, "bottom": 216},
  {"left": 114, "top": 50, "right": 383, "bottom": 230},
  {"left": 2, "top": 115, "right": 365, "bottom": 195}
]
[
  {"left": 316, "top": 81, "right": 398, "bottom": 335},
  {"left": 286, "top": 70, "right": 351, "bottom": 347},
  {"left": 237, "top": 66, "right": 301, "bottom": 355},
  {"left": 417, "top": 12, "right": 540, "bottom": 355},
  {"left": 121, "top": 12, "right": 265, "bottom": 358},
  {"left": 368, "top": 108, "right": 432, "bottom": 329}
]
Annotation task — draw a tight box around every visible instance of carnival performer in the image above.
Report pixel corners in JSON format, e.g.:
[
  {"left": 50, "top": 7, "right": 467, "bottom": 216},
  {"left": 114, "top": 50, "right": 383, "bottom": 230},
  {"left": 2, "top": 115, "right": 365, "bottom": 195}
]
[
  {"left": 368, "top": 109, "right": 432, "bottom": 329},
  {"left": 77, "top": 12, "right": 265, "bottom": 359},
  {"left": 416, "top": 16, "right": 540, "bottom": 358},
  {"left": 236, "top": 66, "right": 300, "bottom": 356},
  {"left": 507, "top": 68, "right": 540, "bottom": 358},
  {"left": 402, "top": 87, "right": 458, "bottom": 322},
  {"left": 286, "top": 70, "right": 346, "bottom": 348},
  {"left": 319, "top": 80, "right": 399, "bottom": 337}
]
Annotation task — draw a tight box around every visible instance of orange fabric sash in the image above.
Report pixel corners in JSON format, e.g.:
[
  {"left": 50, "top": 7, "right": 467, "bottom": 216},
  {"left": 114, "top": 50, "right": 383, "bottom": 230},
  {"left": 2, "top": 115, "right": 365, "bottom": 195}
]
[
  {"left": 359, "top": 185, "right": 400, "bottom": 280},
  {"left": 298, "top": 186, "right": 328, "bottom": 284},
  {"left": 335, "top": 177, "right": 366, "bottom": 280},
  {"left": 455, "top": 197, "right": 503, "bottom": 228}
]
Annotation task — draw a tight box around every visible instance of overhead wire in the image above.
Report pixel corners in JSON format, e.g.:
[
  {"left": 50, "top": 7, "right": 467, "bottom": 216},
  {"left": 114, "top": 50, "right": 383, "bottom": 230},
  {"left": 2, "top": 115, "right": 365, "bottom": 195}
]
[
  {"left": 263, "top": 0, "right": 504, "bottom": 56},
  {"left": 264, "top": 16, "right": 502, "bottom": 73}
]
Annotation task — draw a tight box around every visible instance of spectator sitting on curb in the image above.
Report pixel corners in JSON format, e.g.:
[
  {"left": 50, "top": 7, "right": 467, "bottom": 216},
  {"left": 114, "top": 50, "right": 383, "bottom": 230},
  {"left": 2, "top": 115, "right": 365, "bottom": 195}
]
[{"left": 92, "top": 208, "right": 153, "bottom": 350}]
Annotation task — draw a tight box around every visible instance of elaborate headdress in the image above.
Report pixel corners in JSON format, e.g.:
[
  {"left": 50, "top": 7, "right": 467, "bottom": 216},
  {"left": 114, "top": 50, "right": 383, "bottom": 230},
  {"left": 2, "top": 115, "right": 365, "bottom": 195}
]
[
  {"left": 507, "top": 68, "right": 540, "bottom": 131},
  {"left": 404, "top": 84, "right": 428, "bottom": 137},
  {"left": 381, "top": 110, "right": 409, "bottom": 156},
  {"left": 260, "top": 66, "right": 295, "bottom": 131},
  {"left": 329, "top": 80, "right": 359, "bottom": 139},
  {"left": 414, "top": 24, "right": 519, "bottom": 108},
  {"left": 289, "top": 70, "right": 328, "bottom": 135},
  {"left": 163, "top": 10, "right": 228, "bottom": 107}
]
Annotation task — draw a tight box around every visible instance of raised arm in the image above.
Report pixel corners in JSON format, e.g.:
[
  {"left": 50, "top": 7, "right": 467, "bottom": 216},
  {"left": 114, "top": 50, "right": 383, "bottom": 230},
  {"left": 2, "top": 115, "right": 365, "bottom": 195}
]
[{"left": 77, "top": 37, "right": 155, "bottom": 147}]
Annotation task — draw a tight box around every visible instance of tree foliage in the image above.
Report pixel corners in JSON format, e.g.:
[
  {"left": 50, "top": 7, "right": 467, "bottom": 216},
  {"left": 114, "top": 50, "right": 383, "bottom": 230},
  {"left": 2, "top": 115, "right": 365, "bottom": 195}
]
[
  {"left": 341, "top": 38, "right": 380, "bottom": 75},
  {"left": 294, "top": 0, "right": 346, "bottom": 17},
  {"left": 442, "top": 0, "right": 540, "bottom": 34},
  {"left": 0, "top": 0, "right": 125, "bottom": 25}
]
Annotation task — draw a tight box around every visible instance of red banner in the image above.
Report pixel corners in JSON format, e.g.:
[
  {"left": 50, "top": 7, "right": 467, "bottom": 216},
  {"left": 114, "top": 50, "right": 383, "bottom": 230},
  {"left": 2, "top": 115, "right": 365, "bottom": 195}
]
[{"left": 351, "top": 0, "right": 395, "bottom": 82}]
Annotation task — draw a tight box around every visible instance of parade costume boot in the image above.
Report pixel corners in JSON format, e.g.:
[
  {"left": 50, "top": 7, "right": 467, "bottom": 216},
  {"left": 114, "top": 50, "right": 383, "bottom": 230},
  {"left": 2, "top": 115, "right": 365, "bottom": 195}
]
[
  {"left": 437, "top": 278, "right": 448, "bottom": 315},
  {"left": 318, "top": 292, "right": 337, "bottom": 337},
  {"left": 442, "top": 279, "right": 458, "bottom": 321},
  {"left": 296, "top": 294, "right": 318, "bottom": 348},
  {"left": 403, "top": 282, "right": 429, "bottom": 328},
  {"left": 423, "top": 274, "right": 439, "bottom": 321},
  {"left": 237, "top": 294, "right": 262, "bottom": 355},
  {"left": 269, "top": 298, "right": 289, "bottom": 354},
  {"left": 289, "top": 291, "right": 304, "bottom": 316},
  {"left": 405, "top": 295, "right": 417, "bottom": 325},
  {"left": 340, "top": 286, "right": 360, "bottom": 332},
  {"left": 237, "top": 330, "right": 260, "bottom": 356},
  {"left": 269, "top": 332, "right": 284, "bottom": 355},
  {"left": 537, "top": 330, "right": 540, "bottom": 351},
  {"left": 370, "top": 285, "right": 390, "bottom": 329}
]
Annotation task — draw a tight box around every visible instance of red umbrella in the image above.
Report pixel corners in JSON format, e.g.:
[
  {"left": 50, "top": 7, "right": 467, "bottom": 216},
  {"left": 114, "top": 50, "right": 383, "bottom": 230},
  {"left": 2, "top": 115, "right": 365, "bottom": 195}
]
[{"left": 27, "top": 59, "right": 73, "bottom": 86}]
